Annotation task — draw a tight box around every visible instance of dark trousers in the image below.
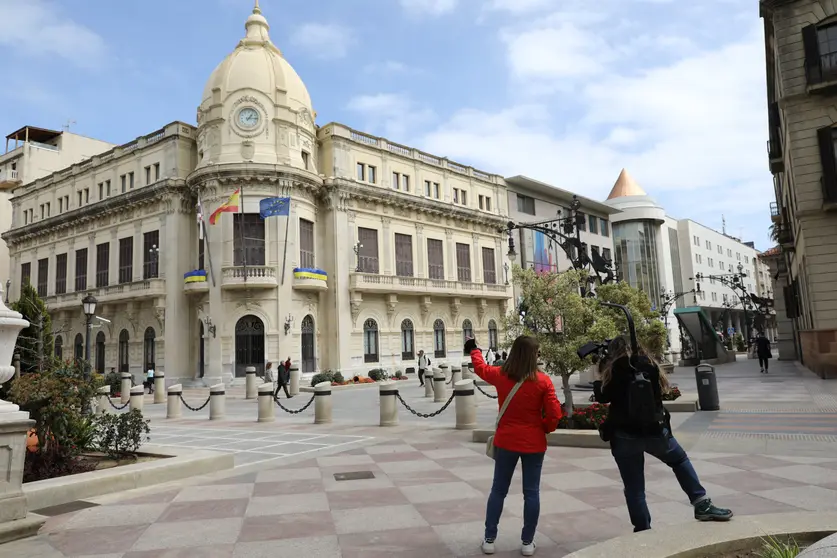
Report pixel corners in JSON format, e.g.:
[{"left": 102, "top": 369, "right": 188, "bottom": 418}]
[
  {"left": 610, "top": 429, "right": 706, "bottom": 532},
  {"left": 758, "top": 355, "right": 769, "bottom": 370},
  {"left": 144, "top": 379, "right": 154, "bottom": 393},
  {"left": 274, "top": 381, "right": 291, "bottom": 398},
  {"left": 485, "top": 447, "right": 545, "bottom": 543},
  {"left": 418, "top": 368, "right": 427, "bottom": 385}
]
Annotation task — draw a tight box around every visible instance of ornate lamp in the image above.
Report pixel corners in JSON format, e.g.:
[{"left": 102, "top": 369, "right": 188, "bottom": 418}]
[{"left": 0, "top": 283, "right": 28, "bottom": 413}]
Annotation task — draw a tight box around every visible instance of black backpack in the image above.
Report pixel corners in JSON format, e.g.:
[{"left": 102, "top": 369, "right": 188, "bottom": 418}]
[{"left": 627, "top": 363, "right": 662, "bottom": 431}]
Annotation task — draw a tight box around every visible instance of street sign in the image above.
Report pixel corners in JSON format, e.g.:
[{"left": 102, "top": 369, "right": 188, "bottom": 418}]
[{"left": 727, "top": 327, "right": 735, "bottom": 336}]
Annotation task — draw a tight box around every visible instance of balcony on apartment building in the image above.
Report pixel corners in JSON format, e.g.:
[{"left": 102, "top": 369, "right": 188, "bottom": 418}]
[
  {"left": 1, "top": 126, "right": 63, "bottom": 187},
  {"left": 776, "top": 222, "right": 795, "bottom": 249},
  {"left": 349, "top": 272, "right": 509, "bottom": 299},
  {"left": 44, "top": 278, "right": 166, "bottom": 311},
  {"left": 221, "top": 265, "right": 278, "bottom": 290},
  {"left": 767, "top": 138, "right": 784, "bottom": 173},
  {"left": 770, "top": 202, "right": 781, "bottom": 223}
]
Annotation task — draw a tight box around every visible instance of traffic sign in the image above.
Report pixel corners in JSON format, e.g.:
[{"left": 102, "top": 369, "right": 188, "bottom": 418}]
[{"left": 727, "top": 327, "right": 735, "bottom": 336}]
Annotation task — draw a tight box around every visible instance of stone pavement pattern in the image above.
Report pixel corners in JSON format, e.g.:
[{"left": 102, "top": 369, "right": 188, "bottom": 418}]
[{"left": 6, "top": 355, "right": 837, "bottom": 557}]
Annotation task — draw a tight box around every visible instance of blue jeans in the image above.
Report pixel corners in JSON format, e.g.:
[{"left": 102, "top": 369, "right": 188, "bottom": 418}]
[
  {"left": 485, "top": 447, "right": 545, "bottom": 543},
  {"left": 610, "top": 429, "right": 707, "bottom": 532}
]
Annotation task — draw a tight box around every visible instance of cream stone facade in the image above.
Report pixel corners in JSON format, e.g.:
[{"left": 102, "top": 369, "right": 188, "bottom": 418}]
[
  {"left": 1, "top": 4, "right": 512, "bottom": 385},
  {"left": 761, "top": 0, "right": 837, "bottom": 377}
]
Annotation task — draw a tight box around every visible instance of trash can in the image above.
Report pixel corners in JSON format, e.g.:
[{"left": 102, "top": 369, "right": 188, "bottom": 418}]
[{"left": 694, "top": 364, "right": 719, "bottom": 411}]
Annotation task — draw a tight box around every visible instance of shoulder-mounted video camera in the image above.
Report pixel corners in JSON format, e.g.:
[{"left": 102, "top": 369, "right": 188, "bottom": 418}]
[{"left": 576, "top": 302, "right": 639, "bottom": 365}]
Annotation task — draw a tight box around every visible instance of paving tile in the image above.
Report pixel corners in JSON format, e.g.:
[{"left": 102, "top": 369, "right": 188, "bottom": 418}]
[
  {"left": 238, "top": 511, "right": 335, "bottom": 542},
  {"left": 209, "top": 473, "right": 259, "bottom": 485},
  {"left": 231, "top": 536, "right": 342, "bottom": 558},
  {"left": 245, "top": 493, "right": 330, "bottom": 516},
  {"left": 254, "top": 467, "right": 321, "bottom": 483},
  {"left": 377, "top": 458, "right": 442, "bottom": 474},
  {"left": 252, "top": 479, "right": 324, "bottom": 496},
  {"left": 538, "top": 509, "right": 633, "bottom": 545},
  {"left": 542, "top": 471, "right": 618, "bottom": 491},
  {"left": 327, "top": 487, "right": 410, "bottom": 510},
  {"left": 414, "top": 497, "right": 489, "bottom": 526},
  {"left": 423, "top": 447, "right": 483, "bottom": 460},
  {"left": 505, "top": 490, "right": 596, "bottom": 517},
  {"left": 263, "top": 442, "right": 328, "bottom": 454},
  {"left": 158, "top": 499, "right": 249, "bottom": 522},
  {"left": 756, "top": 464, "right": 837, "bottom": 486},
  {"left": 645, "top": 479, "right": 738, "bottom": 502},
  {"left": 132, "top": 518, "right": 242, "bottom": 551},
  {"left": 124, "top": 546, "right": 234, "bottom": 558},
  {"left": 316, "top": 454, "right": 375, "bottom": 468},
  {"left": 449, "top": 464, "right": 497, "bottom": 481},
  {"left": 562, "top": 485, "right": 665, "bottom": 509},
  {"left": 364, "top": 444, "right": 416, "bottom": 455},
  {"left": 707, "top": 471, "right": 807, "bottom": 493},
  {"left": 63, "top": 504, "right": 167, "bottom": 529},
  {"left": 712, "top": 492, "right": 804, "bottom": 515},
  {"left": 48, "top": 525, "right": 148, "bottom": 555},
  {"left": 677, "top": 460, "right": 744, "bottom": 477},
  {"left": 323, "top": 474, "right": 395, "bottom": 493},
  {"left": 174, "top": 484, "right": 253, "bottom": 502},
  {"left": 604, "top": 500, "right": 696, "bottom": 527},
  {"left": 433, "top": 456, "right": 492, "bottom": 469},
  {"left": 754, "top": 485, "right": 837, "bottom": 511},
  {"left": 386, "top": 468, "right": 462, "bottom": 487},
  {"left": 433, "top": 518, "right": 557, "bottom": 556},
  {"left": 706, "top": 454, "right": 800, "bottom": 470},
  {"left": 332, "top": 504, "right": 429, "bottom": 534},
  {"left": 400, "top": 481, "right": 484, "bottom": 504},
  {"left": 118, "top": 489, "right": 180, "bottom": 505},
  {"left": 338, "top": 526, "right": 454, "bottom": 558},
  {"left": 563, "top": 456, "right": 621, "bottom": 471},
  {"left": 370, "top": 451, "right": 426, "bottom": 463}
]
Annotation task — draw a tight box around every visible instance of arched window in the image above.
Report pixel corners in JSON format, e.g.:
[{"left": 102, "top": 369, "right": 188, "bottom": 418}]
[
  {"left": 401, "top": 319, "right": 414, "bottom": 360},
  {"left": 74, "top": 333, "right": 84, "bottom": 360},
  {"left": 434, "top": 319, "right": 446, "bottom": 358},
  {"left": 488, "top": 319, "right": 498, "bottom": 350},
  {"left": 143, "top": 327, "right": 156, "bottom": 371},
  {"left": 95, "top": 331, "right": 106, "bottom": 374},
  {"left": 301, "top": 315, "right": 316, "bottom": 373},
  {"left": 462, "top": 319, "right": 474, "bottom": 343},
  {"left": 119, "top": 330, "right": 129, "bottom": 373},
  {"left": 363, "top": 319, "right": 379, "bottom": 363},
  {"left": 234, "top": 315, "right": 265, "bottom": 377},
  {"left": 54, "top": 335, "right": 63, "bottom": 359}
]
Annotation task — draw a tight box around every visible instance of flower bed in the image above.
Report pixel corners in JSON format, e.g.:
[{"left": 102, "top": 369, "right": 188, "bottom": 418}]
[
  {"left": 662, "top": 385, "right": 681, "bottom": 401},
  {"left": 559, "top": 403, "right": 608, "bottom": 430}
]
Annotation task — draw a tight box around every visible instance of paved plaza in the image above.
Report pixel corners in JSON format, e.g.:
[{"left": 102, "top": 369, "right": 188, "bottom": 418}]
[{"left": 6, "top": 355, "right": 837, "bottom": 557}]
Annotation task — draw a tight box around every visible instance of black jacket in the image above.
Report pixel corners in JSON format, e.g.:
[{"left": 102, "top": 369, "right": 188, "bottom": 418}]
[
  {"left": 593, "top": 355, "right": 667, "bottom": 436},
  {"left": 755, "top": 337, "right": 771, "bottom": 358}
]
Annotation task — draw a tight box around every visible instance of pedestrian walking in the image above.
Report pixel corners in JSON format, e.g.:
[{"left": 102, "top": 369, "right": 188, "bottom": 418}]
[
  {"left": 593, "top": 336, "right": 733, "bottom": 533},
  {"left": 756, "top": 331, "right": 772, "bottom": 373},
  {"left": 468, "top": 335, "right": 563, "bottom": 556},
  {"left": 264, "top": 361, "right": 275, "bottom": 384},
  {"left": 145, "top": 364, "right": 155, "bottom": 394},
  {"left": 484, "top": 347, "right": 496, "bottom": 365},
  {"left": 274, "top": 357, "right": 292, "bottom": 398},
  {"left": 417, "top": 350, "right": 431, "bottom": 386}
]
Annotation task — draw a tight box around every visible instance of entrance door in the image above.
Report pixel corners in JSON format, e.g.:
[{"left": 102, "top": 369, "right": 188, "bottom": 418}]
[
  {"left": 301, "top": 315, "right": 315, "bottom": 373},
  {"left": 235, "top": 315, "right": 264, "bottom": 377}
]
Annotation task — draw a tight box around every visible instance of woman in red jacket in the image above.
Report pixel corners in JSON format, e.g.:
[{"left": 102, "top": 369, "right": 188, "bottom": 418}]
[{"left": 467, "top": 335, "right": 563, "bottom": 556}]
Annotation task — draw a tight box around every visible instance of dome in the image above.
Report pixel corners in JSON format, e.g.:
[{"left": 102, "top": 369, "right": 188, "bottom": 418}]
[
  {"left": 603, "top": 169, "right": 665, "bottom": 224},
  {"left": 201, "top": 2, "right": 313, "bottom": 115}
]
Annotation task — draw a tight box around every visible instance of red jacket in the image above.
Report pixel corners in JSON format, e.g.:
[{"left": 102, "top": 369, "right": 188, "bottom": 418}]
[{"left": 471, "top": 349, "right": 563, "bottom": 454}]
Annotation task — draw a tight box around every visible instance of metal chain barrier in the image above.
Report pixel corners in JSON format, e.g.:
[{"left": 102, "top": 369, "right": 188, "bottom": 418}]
[
  {"left": 274, "top": 393, "right": 316, "bottom": 414},
  {"left": 106, "top": 397, "right": 130, "bottom": 411},
  {"left": 395, "top": 391, "right": 455, "bottom": 418},
  {"left": 475, "top": 383, "right": 498, "bottom": 399},
  {"left": 179, "top": 393, "right": 211, "bottom": 412}
]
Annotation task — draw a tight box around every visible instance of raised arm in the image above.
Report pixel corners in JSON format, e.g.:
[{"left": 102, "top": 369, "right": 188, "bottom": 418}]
[
  {"left": 541, "top": 379, "right": 563, "bottom": 432},
  {"left": 469, "top": 348, "right": 503, "bottom": 385}
]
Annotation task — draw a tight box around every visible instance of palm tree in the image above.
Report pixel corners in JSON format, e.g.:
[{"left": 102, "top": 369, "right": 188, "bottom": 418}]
[{"left": 768, "top": 223, "right": 780, "bottom": 243}]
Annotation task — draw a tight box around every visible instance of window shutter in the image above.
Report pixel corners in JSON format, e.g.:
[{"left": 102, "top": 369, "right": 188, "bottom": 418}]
[
  {"left": 803, "top": 24, "right": 822, "bottom": 84},
  {"left": 817, "top": 126, "right": 837, "bottom": 202}
]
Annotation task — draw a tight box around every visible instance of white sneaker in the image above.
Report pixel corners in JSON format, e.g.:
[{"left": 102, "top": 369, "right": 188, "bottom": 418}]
[
  {"left": 521, "top": 541, "right": 537, "bottom": 556},
  {"left": 481, "top": 539, "right": 496, "bottom": 554}
]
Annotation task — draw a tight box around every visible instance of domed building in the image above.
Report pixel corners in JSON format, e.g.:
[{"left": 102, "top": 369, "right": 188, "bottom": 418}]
[{"left": 1, "top": 2, "right": 512, "bottom": 385}]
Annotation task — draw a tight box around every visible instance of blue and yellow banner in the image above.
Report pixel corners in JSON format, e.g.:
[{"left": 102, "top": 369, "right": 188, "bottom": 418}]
[
  {"left": 184, "top": 269, "right": 207, "bottom": 284},
  {"left": 293, "top": 268, "right": 327, "bottom": 281}
]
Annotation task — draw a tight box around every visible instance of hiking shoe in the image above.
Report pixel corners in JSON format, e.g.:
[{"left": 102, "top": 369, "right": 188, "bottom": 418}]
[
  {"left": 694, "top": 499, "right": 733, "bottom": 522},
  {"left": 521, "top": 541, "right": 537, "bottom": 556},
  {"left": 481, "top": 538, "right": 496, "bottom": 554}
]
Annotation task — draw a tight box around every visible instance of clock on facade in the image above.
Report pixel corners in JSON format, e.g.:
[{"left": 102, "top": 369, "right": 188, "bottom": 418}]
[{"left": 237, "top": 107, "right": 260, "bottom": 129}]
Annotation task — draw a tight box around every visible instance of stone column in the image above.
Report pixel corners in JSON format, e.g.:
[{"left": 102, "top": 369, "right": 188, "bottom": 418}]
[
  {"left": 416, "top": 224, "right": 426, "bottom": 278},
  {"left": 381, "top": 217, "right": 392, "bottom": 275},
  {"left": 445, "top": 230, "right": 455, "bottom": 281},
  {"left": 162, "top": 212, "right": 191, "bottom": 384}
]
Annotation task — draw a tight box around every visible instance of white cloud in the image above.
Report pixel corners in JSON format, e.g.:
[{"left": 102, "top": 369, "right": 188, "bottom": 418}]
[
  {"left": 362, "top": 61, "right": 424, "bottom": 75},
  {"left": 347, "top": 93, "right": 436, "bottom": 141},
  {"left": 399, "top": 0, "right": 458, "bottom": 16},
  {"left": 290, "top": 23, "right": 354, "bottom": 59},
  {"left": 0, "top": 0, "right": 108, "bottom": 70}
]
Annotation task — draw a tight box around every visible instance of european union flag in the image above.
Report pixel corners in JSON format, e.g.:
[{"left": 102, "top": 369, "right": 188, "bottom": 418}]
[{"left": 259, "top": 197, "right": 290, "bottom": 218}]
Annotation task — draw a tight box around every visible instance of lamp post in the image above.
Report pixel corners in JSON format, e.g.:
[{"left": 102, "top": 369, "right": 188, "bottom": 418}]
[
  {"left": 4, "top": 279, "right": 9, "bottom": 303},
  {"left": 694, "top": 262, "right": 753, "bottom": 347},
  {"left": 82, "top": 293, "right": 97, "bottom": 380},
  {"left": 659, "top": 286, "right": 699, "bottom": 350}
]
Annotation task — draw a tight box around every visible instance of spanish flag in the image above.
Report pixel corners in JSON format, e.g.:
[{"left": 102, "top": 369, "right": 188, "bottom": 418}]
[{"left": 209, "top": 188, "right": 240, "bottom": 225}]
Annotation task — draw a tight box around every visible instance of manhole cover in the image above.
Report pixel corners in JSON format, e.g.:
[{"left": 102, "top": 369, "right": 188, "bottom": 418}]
[
  {"left": 33, "top": 500, "right": 99, "bottom": 517},
  {"left": 333, "top": 471, "right": 375, "bottom": 481}
]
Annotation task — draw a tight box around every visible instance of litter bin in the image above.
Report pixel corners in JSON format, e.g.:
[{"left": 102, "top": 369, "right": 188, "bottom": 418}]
[{"left": 694, "top": 364, "right": 719, "bottom": 411}]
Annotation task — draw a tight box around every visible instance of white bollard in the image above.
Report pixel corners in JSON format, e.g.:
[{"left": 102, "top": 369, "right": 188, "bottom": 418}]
[
  {"left": 433, "top": 369, "right": 447, "bottom": 403},
  {"left": 379, "top": 381, "right": 398, "bottom": 427},
  {"left": 121, "top": 372, "right": 133, "bottom": 404},
  {"left": 454, "top": 379, "right": 477, "bottom": 430},
  {"left": 440, "top": 364, "right": 450, "bottom": 382},
  {"left": 209, "top": 384, "right": 225, "bottom": 420},
  {"left": 129, "top": 385, "right": 144, "bottom": 412},
  {"left": 425, "top": 369, "right": 436, "bottom": 398},
  {"left": 154, "top": 371, "right": 166, "bottom": 404},
  {"left": 461, "top": 361, "right": 473, "bottom": 380},
  {"left": 314, "top": 381, "right": 332, "bottom": 424},
  {"left": 289, "top": 367, "right": 301, "bottom": 396},
  {"left": 167, "top": 384, "right": 182, "bottom": 419},
  {"left": 258, "top": 383, "right": 275, "bottom": 423},
  {"left": 451, "top": 366, "right": 462, "bottom": 385},
  {"left": 245, "top": 366, "right": 258, "bottom": 400},
  {"left": 97, "top": 385, "right": 111, "bottom": 415}
]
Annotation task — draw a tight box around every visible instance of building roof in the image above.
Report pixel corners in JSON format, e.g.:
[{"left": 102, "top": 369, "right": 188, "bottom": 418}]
[
  {"left": 607, "top": 168, "right": 647, "bottom": 199},
  {"left": 760, "top": 246, "right": 781, "bottom": 257},
  {"left": 5, "top": 126, "right": 63, "bottom": 144},
  {"left": 505, "top": 175, "right": 621, "bottom": 215}
]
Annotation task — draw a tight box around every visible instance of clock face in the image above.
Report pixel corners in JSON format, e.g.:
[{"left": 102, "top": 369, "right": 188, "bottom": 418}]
[{"left": 238, "top": 108, "right": 260, "bottom": 129}]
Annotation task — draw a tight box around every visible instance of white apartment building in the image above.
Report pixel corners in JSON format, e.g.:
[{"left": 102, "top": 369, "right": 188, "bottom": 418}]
[{"left": 0, "top": 127, "right": 114, "bottom": 291}]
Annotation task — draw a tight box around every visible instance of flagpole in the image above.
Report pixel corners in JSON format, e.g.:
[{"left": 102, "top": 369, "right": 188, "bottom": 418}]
[
  {"left": 197, "top": 193, "right": 216, "bottom": 287},
  {"left": 239, "top": 186, "right": 248, "bottom": 283},
  {"left": 280, "top": 209, "right": 291, "bottom": 285}
]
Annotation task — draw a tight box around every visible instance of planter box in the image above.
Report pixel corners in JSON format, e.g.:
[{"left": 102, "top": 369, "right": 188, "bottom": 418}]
[
  {"left": 574, "top": 396, "right": 697, "bottom": 414},
  {"left": 299, "top": 380, "right": 408, "bottom": 393},
  {"left": 473, "top": 428, "right": 609, "bottom": 449}
]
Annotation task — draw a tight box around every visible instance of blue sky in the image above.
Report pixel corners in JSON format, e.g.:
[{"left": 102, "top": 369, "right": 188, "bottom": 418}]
[{"left": 0, "top": 0, "right": 772, "bottom": 249}]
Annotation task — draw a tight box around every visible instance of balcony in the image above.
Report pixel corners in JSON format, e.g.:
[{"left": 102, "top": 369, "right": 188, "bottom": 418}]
[
  {"left": 221, "top": 266, "right": 278, "bottom": 290},
  {"left": 183, "top": 270, "right": 209, "bottom": 296},
  {"left": 776, "top": 223, "right": 794, "bottom": 249},
  {"left": 349, "top": 272, "right": 510, "bottom": 299},
  {"left": 43, "top": 278, "right": 166, "bottom": 311},
  {"left": 0, "top": 168, "right": 20, "bottom": 188},
  {"left": 769, "top": 202, "right": 781, "bottom": 223},
  {"left": 292, "top": 268, "right": 328, "bottom": 292},
  {"left": 767, "top": 139, "right": 784, "bottom": 173}
]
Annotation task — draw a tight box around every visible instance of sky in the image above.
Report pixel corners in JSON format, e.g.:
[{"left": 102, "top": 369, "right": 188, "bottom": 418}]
[{"left": 0, "top": 0, "right": 773, "bottom": 250}]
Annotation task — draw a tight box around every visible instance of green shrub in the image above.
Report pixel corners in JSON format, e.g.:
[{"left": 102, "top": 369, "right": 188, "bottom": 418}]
[
  {"left": 757, "top": 534, "right": 800, "bottom": 558},
  {"left": 332, "top": 371, "right": 345, "bottom": 384},
  {"left": 311, "top": 370, "right": 335, "bottom": 387},
  {"left": 94, "top": 410, "right": 150, "bottom": 459},
  {"left": 733, "top": 332, "right": 746, "bottom": 352},
  {"left": 104, "top": 371, "right": 122, "bottom": 395},
  {"left": 395, "top": 370, "right": 403, "bottom": 378},
  {"left": 368, "top": 369, "right": 387, "bottom": 381}
]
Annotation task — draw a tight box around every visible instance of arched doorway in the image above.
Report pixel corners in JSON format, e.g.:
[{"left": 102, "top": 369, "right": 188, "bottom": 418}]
[
  {"left": 74, "top": 333, "right": 84, "bottom": 360},
  {"left": 462, "top": 319, "right": 474, "bottom": 343},
  {"left": 488, "top": 319, "right": 498, "bottom": 350},
  {"left": 143, "top": 327, "right": 156, "bottom": 371},
  {"left": 199, "top": 321, "right": 205, "bottom": 378},
  {"left": 95, "top": 331, "right": 106, "bottom": 374},
  {"left": 363, "top": 319, "right": 379, "bottom": 363},
  {"left": 118, "top": 330, "right": 129, "bottom": 373},
  {"left": 401, "top": 319, "right": 414, "bottom": 361},
  {"left": 301, "top": 315, "right": 315, "bottom": 373},
  {"left": 54, "top": 335, "right": 63, "bottom": 360},
  {"left": 235, "top": 315, "right": 264, "bottom": 377},
  {"left": 433, "top": 319, "right": 446, "bottom": 358}
]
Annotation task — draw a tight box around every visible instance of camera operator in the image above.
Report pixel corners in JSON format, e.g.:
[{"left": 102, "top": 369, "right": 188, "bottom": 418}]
[{"left": 593, "top": 336, "right": 733, "bottom": 532}]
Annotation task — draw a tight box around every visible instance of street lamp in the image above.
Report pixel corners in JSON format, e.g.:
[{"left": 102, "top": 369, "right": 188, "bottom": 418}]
[
  {"left": 353, "top": 241, "right": 363, "bottom": 272},
  {"left": 4, "top": 279, "right": 9, "bottom": 303},
  {"left": 82, "top": 293, "right": 97, "bottom": 380}
]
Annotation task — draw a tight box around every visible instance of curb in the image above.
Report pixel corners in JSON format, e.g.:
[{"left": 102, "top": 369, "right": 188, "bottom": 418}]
[
  {"left": 472, "top": 428, "right": 610, "bottom": 449},
  {"left": 299, "top": 381, "right": 407, "bottom": 393}
]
